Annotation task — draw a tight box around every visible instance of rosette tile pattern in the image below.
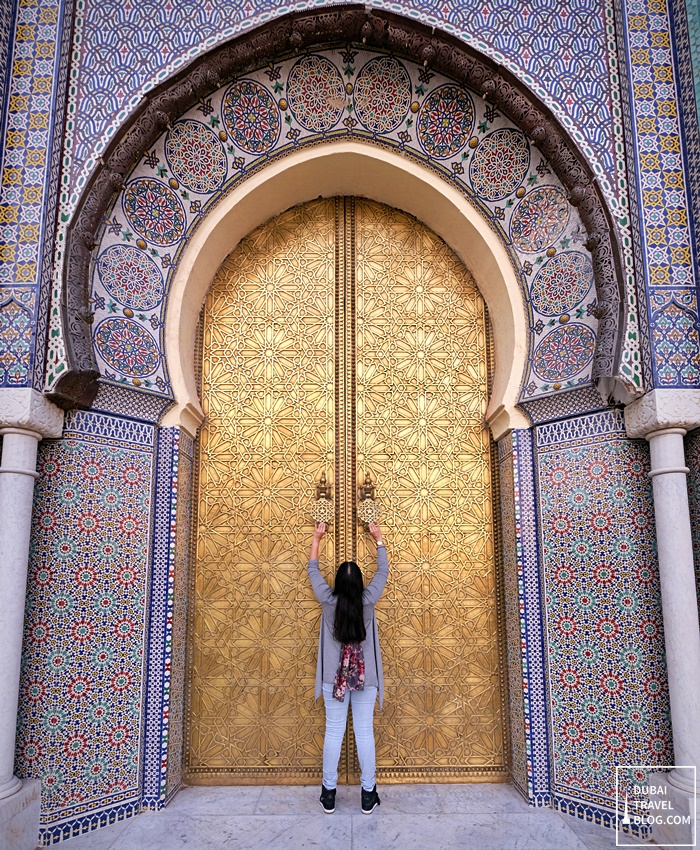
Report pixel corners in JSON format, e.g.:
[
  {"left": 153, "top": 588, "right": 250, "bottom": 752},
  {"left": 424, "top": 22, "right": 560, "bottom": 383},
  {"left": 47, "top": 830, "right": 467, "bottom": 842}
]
[
  {"left": 536, "top": 410, "right": 672, "bottom": 825},
  {"left": 89, "top": 48, "right": 597, "bottom": 400}
]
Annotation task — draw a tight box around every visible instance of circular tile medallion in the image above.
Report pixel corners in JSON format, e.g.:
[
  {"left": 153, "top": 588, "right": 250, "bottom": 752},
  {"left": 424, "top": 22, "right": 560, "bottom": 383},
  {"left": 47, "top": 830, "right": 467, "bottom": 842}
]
[
  {"left": 122, "top": 178, "right": 185, "bottom": 246},
  {"left": 354, "top": 56, "right": 411, "bottom": 134},
  {"left": 417, "top": 85, "right": 474, "bottom": 159},
  {"left": 532, "top": 323, "right": 596, "bottom": 382},
  {"left": 510, "top": 186, "right": 570, "bottom": 254},
  {"left": 96, "top": 245, "right": 164, "bottom": 311},
  {"left": 94, "top": 318, "right": 161, "bottom": 377},
  {"left": 530, "top": 251, "right": 594, "bottom": 316},
  {"left": 287, "top": 55, "right": 345, "bottom": 133},
  {"left": 469, "top": 128, "right": 530, "bottom": 201},
  {"left": 165, "top": 119, "right": 227, "bottom": 193},
  {"left": 222, "top": 79, "right": 281, "bottom": 154}
]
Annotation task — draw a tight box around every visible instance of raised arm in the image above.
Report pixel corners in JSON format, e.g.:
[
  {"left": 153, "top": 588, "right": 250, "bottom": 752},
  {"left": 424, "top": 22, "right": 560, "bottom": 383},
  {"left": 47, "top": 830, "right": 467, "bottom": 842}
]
[
  {"left": 308, "top": 522, "right": 333, "bottom": 604},
  {"left": 364, "top": 521, "right": 389, "bottom": 606}
]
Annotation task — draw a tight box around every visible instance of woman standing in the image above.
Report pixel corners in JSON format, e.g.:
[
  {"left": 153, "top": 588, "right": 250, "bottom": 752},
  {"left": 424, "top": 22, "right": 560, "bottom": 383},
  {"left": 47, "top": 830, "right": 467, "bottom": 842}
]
[{"left": 308, "top": 520, "right": 388, "bottom": 814}]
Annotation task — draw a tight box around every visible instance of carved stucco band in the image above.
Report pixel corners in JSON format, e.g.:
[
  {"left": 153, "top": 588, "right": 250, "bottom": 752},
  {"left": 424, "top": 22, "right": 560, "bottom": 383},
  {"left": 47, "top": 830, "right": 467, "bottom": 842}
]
[
  {"left": 53, "top": 5, "right": 626, "bottom": 409},
  {"left": 0, "top": 389, "right": 64, "bottom": 438},
  {"left": 624, "top": 389, "right": 700, "bottom": 438}
]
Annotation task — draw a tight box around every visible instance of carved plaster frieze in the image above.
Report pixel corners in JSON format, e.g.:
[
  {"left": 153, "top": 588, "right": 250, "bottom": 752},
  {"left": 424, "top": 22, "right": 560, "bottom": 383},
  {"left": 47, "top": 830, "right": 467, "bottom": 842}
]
[
  {"left": 624, "top": 389, "right": 700, "bottom": 438},
  {"left": 0, "top": 389, "right": 64, "bottom": 438}
]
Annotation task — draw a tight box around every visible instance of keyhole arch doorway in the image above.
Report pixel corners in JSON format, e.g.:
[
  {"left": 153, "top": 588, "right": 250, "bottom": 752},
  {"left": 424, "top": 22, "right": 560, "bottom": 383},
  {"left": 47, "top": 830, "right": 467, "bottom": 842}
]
[
  {"left": 186, "top": 191, "right": 511, "bottom": 784},
  {"left": 161, "top": 141, "right": 529, "bottom": 440}
]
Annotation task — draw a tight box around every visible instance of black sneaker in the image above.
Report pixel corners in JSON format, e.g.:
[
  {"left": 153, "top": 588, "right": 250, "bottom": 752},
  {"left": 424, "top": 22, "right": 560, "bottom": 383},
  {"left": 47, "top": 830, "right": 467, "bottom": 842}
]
[
  {"left": 319, "top": 785, "right": 336, "bottom": 813},
  {"left": 361, "top": 785, "right": 381, "bottom": 814}
]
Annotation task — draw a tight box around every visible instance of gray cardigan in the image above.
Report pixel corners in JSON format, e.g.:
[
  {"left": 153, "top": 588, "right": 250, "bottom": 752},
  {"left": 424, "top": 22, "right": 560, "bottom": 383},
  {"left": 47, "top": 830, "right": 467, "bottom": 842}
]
[{"left": 308, "top": 547, "right": 389, "bottom": 709}]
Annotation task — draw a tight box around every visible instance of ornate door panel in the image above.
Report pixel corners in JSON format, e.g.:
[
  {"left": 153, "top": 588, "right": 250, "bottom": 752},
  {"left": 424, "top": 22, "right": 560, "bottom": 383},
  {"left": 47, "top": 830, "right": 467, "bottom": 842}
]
[
  {"left": 354, "top": 199, "right": 506, "bottom": 779},
  {"left": 188, "top": 199, "right": 336, "bottom": 783},
  {"left": 186, "top": 197, "right": 507, "bottom": 785}
]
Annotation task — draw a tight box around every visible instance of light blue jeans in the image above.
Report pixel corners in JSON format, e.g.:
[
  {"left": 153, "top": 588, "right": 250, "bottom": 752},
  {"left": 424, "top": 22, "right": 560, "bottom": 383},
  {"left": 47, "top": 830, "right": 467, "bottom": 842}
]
[{"left": 321, "top": 683, "right": 377, "bottom": 792}]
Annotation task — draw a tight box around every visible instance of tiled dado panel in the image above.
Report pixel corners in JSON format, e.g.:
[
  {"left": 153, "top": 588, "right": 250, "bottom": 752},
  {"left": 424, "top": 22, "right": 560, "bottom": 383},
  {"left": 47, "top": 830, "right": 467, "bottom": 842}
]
[
  {"left": 686, "top": 428, "right": 700, "bottom": 605},
  {"left": 16, "top": 410, "right": 155, "bottom": 844},
  {"left": 536, "top": 410, "right": 672, "bottom": 830},
  {"left": 141, "top": 427, "right": 193, "bottom": 811},
  {"left": 0, "top": 0, "right": 71, "bottom": 388},
  {"left": 63, "top": 0, "right": 625, "bottom": 211},
  {"left": 498, "top": 431, "right": 551, "bottom": 805},
  {"left": 620, "top": 0, "right": 699, "bottom": 387}
]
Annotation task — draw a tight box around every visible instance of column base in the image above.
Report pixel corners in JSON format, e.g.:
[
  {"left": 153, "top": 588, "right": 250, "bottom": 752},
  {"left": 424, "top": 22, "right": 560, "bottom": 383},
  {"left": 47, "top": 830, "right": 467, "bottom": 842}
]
[
  {"left": 0, "top": 779, "right": 40, "bottom": 850},
  {"left": 648, "top": 772, "right": 697, "bottom": 848}
]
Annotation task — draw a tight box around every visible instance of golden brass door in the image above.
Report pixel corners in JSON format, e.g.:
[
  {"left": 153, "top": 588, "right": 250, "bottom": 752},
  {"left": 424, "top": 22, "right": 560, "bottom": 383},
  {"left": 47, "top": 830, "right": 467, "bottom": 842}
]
[{"left": 186, "top": 197, "right": 508, "bottom": 785}]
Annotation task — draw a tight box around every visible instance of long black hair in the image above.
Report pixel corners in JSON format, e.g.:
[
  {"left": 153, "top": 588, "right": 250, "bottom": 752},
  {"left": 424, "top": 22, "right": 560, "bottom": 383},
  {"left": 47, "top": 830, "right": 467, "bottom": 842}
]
[{"left": 332, "top": 561, "right": 367, "bottom": 643}]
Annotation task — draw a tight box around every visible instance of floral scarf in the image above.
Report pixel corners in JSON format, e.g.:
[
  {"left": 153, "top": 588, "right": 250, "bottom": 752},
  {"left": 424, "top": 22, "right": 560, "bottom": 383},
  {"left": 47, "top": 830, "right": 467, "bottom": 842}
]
[{"left": 332, "top": 642, "right": 365, "bottom": 702}]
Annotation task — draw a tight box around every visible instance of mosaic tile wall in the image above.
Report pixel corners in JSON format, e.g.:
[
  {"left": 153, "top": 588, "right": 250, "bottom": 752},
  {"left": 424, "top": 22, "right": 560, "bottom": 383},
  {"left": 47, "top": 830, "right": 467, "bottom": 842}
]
[
  {"left": 536, "top": 409, "right": 672, "bottom": 828},
  {"left": 62, "top": 0, "right": 624, "bottom": 211},
  {"left": 684, "top": 0, "right": 700, "bottom": 122},
  {"left": 16, "top": 409, "right": 156, "bottom": 844},
  {"left": 0, "top": 0, "right": 17, "bottom": 158},
  {"left": 87, "top": 48, "right": 599, "bottom": 404},
  {"left": 0, "top": 0, "right": 70, "bottom": 388},
  {"left": 620, "top": 0, "right": 699, "bottom": 387}
]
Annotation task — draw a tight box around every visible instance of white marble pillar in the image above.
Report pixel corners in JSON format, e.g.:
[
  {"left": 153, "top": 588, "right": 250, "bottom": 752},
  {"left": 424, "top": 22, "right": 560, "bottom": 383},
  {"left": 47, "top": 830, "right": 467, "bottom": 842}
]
[
  {"left": 0, "top": 427, "right": 41, "bottom": 799},
  {"left": 646, "top": 427, "right": 700, "bottom": 793},
  {"left": 0, "top": 389, "right": 63, "bottom": 850},
  {"left": 625, "top": 389, "right": 700, "bottom": 803}
]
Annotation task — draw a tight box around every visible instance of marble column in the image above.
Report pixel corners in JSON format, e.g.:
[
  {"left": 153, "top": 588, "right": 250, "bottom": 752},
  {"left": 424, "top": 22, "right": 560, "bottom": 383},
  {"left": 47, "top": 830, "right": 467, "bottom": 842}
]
[
  {"left": 645, "top": 427, "right": 700, "bottom": 793},
  {"left": 625, "top": 390, "right": 700, "bottom": 844},
  {"left": 0, "top": 390, "right": 63, "bottom": 849},
  {"left": 0, "top": 428, "right": 41, "bottom": 799}
]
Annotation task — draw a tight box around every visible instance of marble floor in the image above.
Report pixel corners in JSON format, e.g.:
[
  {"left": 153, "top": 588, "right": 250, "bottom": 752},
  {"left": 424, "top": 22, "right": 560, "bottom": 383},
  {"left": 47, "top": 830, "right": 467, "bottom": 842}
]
[{"left": 57, "top": 784, "right": 657, "bottom": 850}]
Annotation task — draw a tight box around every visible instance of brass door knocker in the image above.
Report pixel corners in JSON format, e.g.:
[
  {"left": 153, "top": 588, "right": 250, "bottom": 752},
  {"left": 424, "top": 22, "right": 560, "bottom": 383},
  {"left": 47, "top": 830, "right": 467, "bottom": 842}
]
[
  {"left": 357, "top": 473, "right": 381, "bottom": 525},
  {"left": 310, "top": 472, "right": 334, "bottom": 524}
]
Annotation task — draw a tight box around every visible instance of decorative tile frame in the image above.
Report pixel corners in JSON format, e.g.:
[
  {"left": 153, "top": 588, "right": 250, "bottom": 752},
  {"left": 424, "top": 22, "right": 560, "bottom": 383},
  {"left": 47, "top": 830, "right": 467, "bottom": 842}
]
[
  {"left": 0, "top": 0, "right": 17, "bottom": 160},
  {"left": 141, "top": 426, "right": 193, "bottom": 810},
  {"left": 166, "top": 432, "right": 193, "bottom": 801},
  {"left": 535, "top": 409, "right": 671, "bottom": 835},
  {"left": 45, "top": 1, "right": 644, "bottom": 405},
  {"left": 498, "top": 433, "right": 527, "bottom": 795},
  {"left": 668, "top": 0, "right": 700, "bottom": 297},
  {"left": 497, "top": 430, "right": 552, "bottom": 805},
  {"left": 140, "top": 426, "right": 178, "bottom": 810},
  {"left": 511, "top": 428, "right": 552, "bottom": 805}
]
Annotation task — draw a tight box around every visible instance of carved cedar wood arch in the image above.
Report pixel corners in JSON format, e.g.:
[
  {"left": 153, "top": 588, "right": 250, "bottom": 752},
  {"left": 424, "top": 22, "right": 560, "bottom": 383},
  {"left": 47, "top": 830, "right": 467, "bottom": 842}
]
[{"left": 52, "top": 5, "right": 626, "bottom": 409}]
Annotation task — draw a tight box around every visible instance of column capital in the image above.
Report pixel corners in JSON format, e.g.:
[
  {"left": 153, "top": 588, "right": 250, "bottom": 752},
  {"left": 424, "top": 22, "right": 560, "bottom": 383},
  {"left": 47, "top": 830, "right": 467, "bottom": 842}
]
[
  {"left": 624, "top": 389, "right": 700, "bottom": 439},
  {"left": 0, "top": 389, "right": 63, "bottom": 439}
]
